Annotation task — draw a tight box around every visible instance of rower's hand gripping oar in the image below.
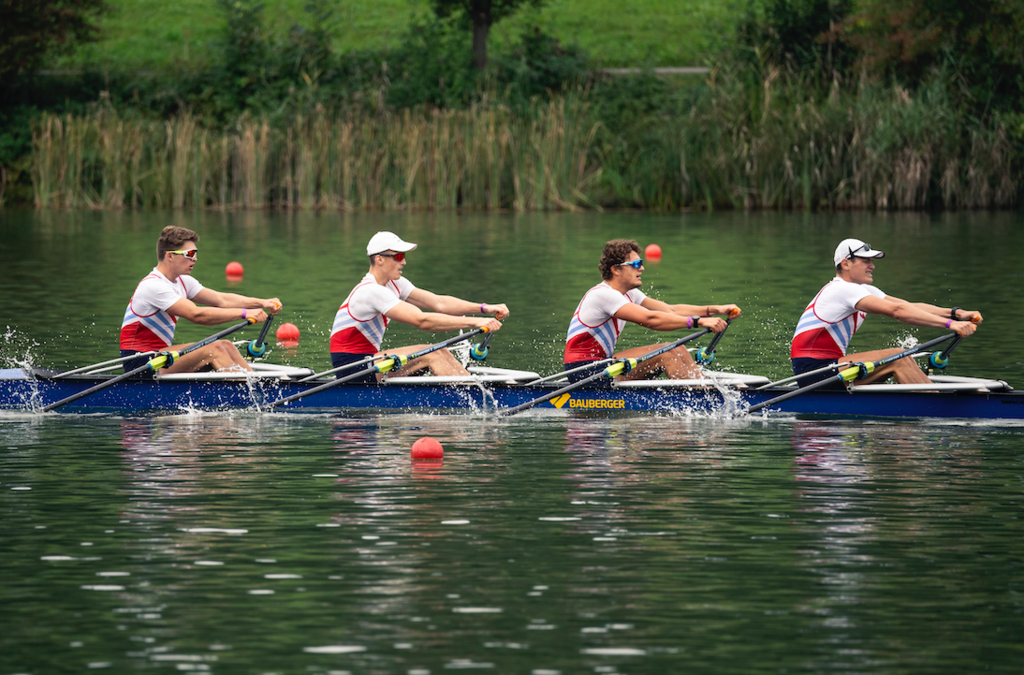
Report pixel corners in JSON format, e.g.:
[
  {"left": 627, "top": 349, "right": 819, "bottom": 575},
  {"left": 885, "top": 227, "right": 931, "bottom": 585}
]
[
  {"left": 694, "top": 309, "right": 740, "bottom": 365},
  {"left": 746, "top": 332, "right": 958, "bottom": 415},
  {"left": 501, "top": 327, "right": 712, "bottom": 417},
  {"left": 926, "top": 313, "right": 981, "bottom": 374},
  {"left": 266, "top": 327, "right": 490, "bottom": 410},
  {"left": 41, "top": 317, "right": 259, "bottom": 412}
]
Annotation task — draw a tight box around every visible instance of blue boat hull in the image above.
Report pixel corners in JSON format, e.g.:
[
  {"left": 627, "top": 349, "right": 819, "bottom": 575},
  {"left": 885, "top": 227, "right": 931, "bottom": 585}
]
[{"left": 2, "top": 370, "right": 1023, "bottom": 420}]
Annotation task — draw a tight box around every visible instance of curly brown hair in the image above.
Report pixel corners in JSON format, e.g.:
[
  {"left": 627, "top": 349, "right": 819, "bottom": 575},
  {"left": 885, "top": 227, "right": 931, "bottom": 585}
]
[
  {"left": 157, "top": 226, "right": 199, "bottom": 263},
  {"left": 598, "top": 239, "right": 641, "bottom": 280}
]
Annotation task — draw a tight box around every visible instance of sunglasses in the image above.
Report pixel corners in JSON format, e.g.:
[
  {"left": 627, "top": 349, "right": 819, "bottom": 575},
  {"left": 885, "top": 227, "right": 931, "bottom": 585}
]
[
  {"left": 846, "top": 243, "right": 874, "bottom": 259},
  {"left": 379, "top": 252, "right": 406, "bottom": 262},
  {"left": 170, "top": 249, "right": 198, "bottom": 260},
  {"left": 617, "top": 259, "right": 643, "bottom": 269}
]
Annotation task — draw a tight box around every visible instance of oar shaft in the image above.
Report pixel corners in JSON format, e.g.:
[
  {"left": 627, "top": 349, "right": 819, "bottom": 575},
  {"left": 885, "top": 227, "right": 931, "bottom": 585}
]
[
  {"left": 527, "top": 358, "right": 616, "bottom": 385},
  {"left": 54, "top": 352, "right": 158, "bottom": 378},
  {"left": 268, "top": 328, "right": 488, "bottom": 409},
  {"left": 747, "top": 333, "right": 957, "bottom": 414},
  {"left": 41, "top": 319, "right": 255, "bottom": 412},
  {"left": 502, "top": 328, "right": 710, "bottom": 417}
]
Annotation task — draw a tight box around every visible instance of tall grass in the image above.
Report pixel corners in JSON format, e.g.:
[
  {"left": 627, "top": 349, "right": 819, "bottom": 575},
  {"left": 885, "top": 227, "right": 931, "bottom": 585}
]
[
  {"left": 29, "top": 73, "right": 1021, "bottom": 211},
  {"left": 601, "top": 69, "right": 1021, "bottom": 210},
  {"left": 30, "top": 96, "right": 602, "bottom": 211}
]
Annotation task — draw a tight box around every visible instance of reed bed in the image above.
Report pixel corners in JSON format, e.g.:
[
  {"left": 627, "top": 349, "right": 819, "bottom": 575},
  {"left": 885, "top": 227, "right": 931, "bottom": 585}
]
[
  {"left": 29, "top": 77, "right": 1021, "bottom": 211},
  {"left": 29, "top": 97, "right": 602, "bottom": 211}
]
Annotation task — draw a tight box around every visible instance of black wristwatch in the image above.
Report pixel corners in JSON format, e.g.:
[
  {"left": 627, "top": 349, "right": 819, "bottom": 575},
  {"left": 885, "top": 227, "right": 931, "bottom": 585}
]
[{"left": 950, "top": 306, "right": 961, "bottom": 320}]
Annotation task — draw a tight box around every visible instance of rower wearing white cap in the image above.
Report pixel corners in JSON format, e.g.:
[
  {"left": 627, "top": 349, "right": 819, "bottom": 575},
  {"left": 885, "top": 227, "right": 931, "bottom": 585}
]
[
  {"left": 329, "top": 231, "right": 508, "bottom": 381},
  {"left": 790, "top": 238, "right": 982, "bottom": 386}
]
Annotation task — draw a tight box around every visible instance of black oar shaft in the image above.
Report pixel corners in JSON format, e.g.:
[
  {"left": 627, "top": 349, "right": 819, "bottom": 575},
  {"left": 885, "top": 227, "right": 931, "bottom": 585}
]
[
  {"left": 42, "top": 319, "right": 256, "bottom": 412},
  {"left": 266, "top": 328, "right": 488, "bottom": 410},
  {"left": 747, "top": 333, "right": 957, "bottom": 414},
  {"left": 502, "top": 328, "right": 710, "bottom": 416}
]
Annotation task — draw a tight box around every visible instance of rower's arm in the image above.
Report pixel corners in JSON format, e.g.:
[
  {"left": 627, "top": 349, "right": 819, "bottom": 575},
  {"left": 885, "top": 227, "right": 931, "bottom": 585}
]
[
  {"left": 385, "top": 300, "right": 502, "bottom": 333},
  {"left": 194, "top": 288, "right": 282, "bottom": 314},
  {"left": 896, "top": 298, "right": 984, "bottom": 324},
  {"left": 166, "top": 296, "right": 264, "bottom": 325},
  {"left": 857, "top": 295, "right": 978, "bottom": 335},
  {"left": 406, "top": 288, "right": 510, "bottom": 319},
  {"left": 615, "top": 303, "right": 727, "bottom": 332},
  {"left": 643, "top": 298, "right": 741, "bottom": 319}
]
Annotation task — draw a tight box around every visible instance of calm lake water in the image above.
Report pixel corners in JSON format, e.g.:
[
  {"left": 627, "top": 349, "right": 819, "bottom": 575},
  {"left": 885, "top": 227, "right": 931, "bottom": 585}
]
[{"left": 1, "top": 209, "right": 1023, "bottom": 673}]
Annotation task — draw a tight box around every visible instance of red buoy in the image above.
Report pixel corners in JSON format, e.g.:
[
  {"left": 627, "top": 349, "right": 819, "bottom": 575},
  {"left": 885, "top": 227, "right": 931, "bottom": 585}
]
[
  {"left": 225, "top": 261, "right": 244, "bottom": 279},
  {"left": 276, "top": 323, "right": 300, "bottom": 344},
  {"left": 644, "top": 244, "right": 662, "bottom": 260},
  {"left": 411, "top": 437, "right": 444, "bottom": 460}
]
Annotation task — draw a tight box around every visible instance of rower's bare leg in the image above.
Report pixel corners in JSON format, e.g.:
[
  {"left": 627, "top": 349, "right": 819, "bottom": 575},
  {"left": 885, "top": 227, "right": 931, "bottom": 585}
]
[
  {"left": 161, "top": 340, "right": 254, "bottom": 374},
  {"left": 378, "top": 345, "right": 469, "bottom": 379},
  {"left": 614, "top": 343, "right": 702, "bottom": 381},
  {"left": 845, "top": 348, "right": 932, "bottom": 385}
]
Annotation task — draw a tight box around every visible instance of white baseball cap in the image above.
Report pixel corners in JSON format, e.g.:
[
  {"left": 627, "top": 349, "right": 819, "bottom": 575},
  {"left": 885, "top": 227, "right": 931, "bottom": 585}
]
[
  {"left": 366, "top": 231, "right": 418, "bottom": 256},
  {"left": 833, "top": 238, "right": 885, "bottom": 266}
]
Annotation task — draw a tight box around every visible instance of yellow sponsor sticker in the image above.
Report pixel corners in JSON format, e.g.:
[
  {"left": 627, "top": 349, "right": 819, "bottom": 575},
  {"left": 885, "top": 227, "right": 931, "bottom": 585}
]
[{"left": 550, "top": 394, "right": 625, "bottom": 410}]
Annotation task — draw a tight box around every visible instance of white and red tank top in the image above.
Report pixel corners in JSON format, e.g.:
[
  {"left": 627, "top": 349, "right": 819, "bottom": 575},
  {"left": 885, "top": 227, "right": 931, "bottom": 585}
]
[{"left": 330, "top": 273, "right": 415, "bottom": 353}]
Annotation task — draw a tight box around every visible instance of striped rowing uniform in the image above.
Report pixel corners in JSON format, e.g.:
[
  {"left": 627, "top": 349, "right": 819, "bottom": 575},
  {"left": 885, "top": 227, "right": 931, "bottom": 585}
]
[
  {"left": 791, "top": 277, "right": 885, "bottom": 361},
  {"left": 564, "top": 282, "right": 647, "bottom": 363},
  {"left": 330, "top": 273, "right": 415, "bottom": 354},
  {"left": 120, "top": 269, "right": 204, "bottom": 351}
]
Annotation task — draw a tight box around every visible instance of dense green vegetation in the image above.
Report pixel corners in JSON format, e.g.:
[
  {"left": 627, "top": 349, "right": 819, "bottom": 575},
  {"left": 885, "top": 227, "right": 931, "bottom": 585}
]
[{"left": 2, "top": 0, "right": 1022, "bottom": 210}]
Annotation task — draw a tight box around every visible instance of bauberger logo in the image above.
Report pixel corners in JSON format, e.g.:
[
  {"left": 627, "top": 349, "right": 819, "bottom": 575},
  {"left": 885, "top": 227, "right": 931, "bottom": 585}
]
[{"left": 549, "top": 394, "right": 625, "bottom": 409}]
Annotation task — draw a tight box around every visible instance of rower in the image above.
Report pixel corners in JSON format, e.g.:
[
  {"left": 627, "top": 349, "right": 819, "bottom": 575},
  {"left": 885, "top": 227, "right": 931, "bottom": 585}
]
[
  {"left": 790, "top": 238, "right": 981, "bottom": 387},
  {"left": 119, "top": 226, "right": 282, "bottom": 376},
  {"left": 563, "top": 239, "right": 740, "bottom": 383},
  {"left": 329, "top": 231, "right": 507, "bottom": 383}
]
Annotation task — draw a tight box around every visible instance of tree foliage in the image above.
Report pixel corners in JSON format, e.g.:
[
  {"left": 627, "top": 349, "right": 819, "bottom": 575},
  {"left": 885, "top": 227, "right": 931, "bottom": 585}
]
[
  {"left": 838, "top": 0, "right": 1024, "bottom": 110},
  {"left": 430, "top": 0, "right": 546, "bottom": 69},
  {"left": 0, "top": 0, "right": 107, "bottom": 86}
]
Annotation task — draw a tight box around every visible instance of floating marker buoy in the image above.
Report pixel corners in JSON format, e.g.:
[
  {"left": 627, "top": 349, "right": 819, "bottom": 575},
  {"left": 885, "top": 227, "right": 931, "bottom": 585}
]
[
  {"left": 644, "top": 244, "right": 662, "bottom": 260},
  {"left": 276, "top": 323, "right": 300, "bottom": 344},
  {"left": 411, "top": 437, "right": 444, "bottom": 460},
  {"left": 225, "top": 261, "right": 244, "bottom": 280}
]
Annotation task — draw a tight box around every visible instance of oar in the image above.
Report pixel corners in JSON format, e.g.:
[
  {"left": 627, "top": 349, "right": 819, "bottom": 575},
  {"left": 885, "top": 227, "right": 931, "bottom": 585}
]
[
  {"left": 41, "top": 318, "right": 258, "bottom": 412},
  {"left": 501, "top": 327, "right": 711, "bottom": 417},
  {"left": 53, "top": 352, "right": 158, "bottom": 379},
  {"left": 694, "top": 309, "right": 740, "bottom": 365},
  {"left": 526, "top": 358, "right": 617, "bottom": 385},
  {"left": 746, "top": 332, "right": 958, "bottom": 414},
  {"left": 246, "top": 314, "right": 275, "bottom": 359},
  {"left": 266, "top": 327, "right": 489, "bottom": 410},
  {"left": 296, "top": 355, "right": 380, "bottom": 383},
  {"left": 755, "top": 361, "right": 855, "bottom": 391}
]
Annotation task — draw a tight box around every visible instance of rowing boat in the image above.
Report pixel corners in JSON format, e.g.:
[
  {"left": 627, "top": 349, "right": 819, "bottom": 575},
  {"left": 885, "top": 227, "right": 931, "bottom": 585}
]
[{"left": 2, "top": 364, "right": 1021, "bottom": 420}]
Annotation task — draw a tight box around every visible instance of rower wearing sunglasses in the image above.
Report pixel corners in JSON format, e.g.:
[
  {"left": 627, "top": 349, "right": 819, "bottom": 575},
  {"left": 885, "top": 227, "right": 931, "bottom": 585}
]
[
  {"left": 563, "top": 239, "right": 740, "bottom": 383},
  {"left": 790, "top": 238, "right": 982, "bottom": 387},
  {"left": 329, "top": 231, "right": 507, "bottom": 382},
  {"left": 119, "top": 226, "right": 282, "bottom": 375}
]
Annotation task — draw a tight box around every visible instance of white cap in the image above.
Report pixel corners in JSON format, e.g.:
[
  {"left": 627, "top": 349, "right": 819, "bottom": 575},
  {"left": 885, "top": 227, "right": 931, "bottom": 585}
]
[
  {"left": 833, "top": 238, "right": 885, "bottom": 266},
  {"left": 366, "top": 231, "right": 418, "bottom": 256}
]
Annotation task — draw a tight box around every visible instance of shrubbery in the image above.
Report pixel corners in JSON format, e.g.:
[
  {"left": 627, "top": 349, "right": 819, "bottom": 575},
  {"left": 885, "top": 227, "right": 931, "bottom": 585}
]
[{"left": 2, "top": 0, "right": 1022, "bottom": 209}]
